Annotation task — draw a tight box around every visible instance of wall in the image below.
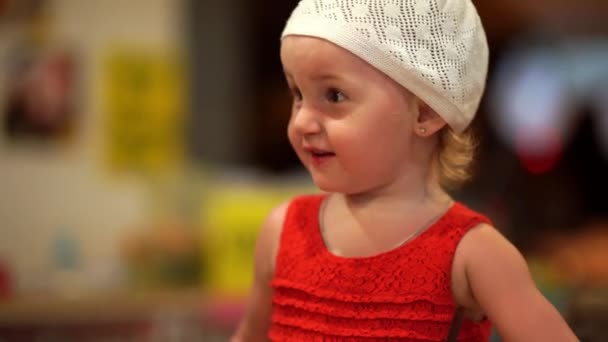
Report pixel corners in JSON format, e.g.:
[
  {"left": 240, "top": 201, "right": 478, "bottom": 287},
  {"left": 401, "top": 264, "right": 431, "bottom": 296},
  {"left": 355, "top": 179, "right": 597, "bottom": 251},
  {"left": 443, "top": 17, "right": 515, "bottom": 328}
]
[{"left": 0, "top": 0, "right": 185, "bottom": 293}]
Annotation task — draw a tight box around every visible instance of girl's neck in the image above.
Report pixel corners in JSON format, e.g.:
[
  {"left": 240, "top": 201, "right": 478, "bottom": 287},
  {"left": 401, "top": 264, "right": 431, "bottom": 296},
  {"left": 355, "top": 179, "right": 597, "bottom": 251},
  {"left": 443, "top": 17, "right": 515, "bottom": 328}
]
[
  {"left": 347, "top": 158, "right": 448, "bottom": 206},
  {"left": 321, "top": 179, "right": 452, "bottom": 257},
  {"left": 338, "top": 167, "right": 452, "bottom": 230}
]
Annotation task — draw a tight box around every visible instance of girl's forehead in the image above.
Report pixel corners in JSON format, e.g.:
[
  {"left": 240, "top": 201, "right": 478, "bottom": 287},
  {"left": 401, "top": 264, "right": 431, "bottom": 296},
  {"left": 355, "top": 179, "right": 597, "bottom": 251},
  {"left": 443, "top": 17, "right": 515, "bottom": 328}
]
[
  {"left": 281, "top": 36, "right": 350, "bottom": 62},
  {"left": 281, "top": 36, "right": 373, "bottom": 75},
  {"left": 281, "top": 36, "right": 407, "bottom": 94}
]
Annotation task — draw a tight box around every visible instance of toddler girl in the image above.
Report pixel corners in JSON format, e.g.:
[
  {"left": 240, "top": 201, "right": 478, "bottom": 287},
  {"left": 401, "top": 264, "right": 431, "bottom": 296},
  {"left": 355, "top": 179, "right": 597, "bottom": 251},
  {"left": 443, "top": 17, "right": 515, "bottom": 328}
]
[{"left": 233, "top": 0, "right": 577, "bottom": 340}]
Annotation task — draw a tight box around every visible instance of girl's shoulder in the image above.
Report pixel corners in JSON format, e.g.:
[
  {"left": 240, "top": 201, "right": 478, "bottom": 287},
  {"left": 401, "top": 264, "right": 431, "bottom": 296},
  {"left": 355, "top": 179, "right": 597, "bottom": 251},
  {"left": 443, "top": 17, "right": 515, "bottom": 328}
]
[
  {"left": 456, "top": 222, "right": 512, "bottom": 264},
  {"left": 451, "top": 222, "right": 506, "bottom": 316},
  {"left": 257, "top": 193, "right": 325, "bottom": 274},
  {"left": 254, "top": 201, "right": 290, "bottom": 279},
  {"left": 453, "top": 223, "right": 577, "bottom": 340},
  {"left": 451, "top": 222, "right": 530, "bottom": 313}
]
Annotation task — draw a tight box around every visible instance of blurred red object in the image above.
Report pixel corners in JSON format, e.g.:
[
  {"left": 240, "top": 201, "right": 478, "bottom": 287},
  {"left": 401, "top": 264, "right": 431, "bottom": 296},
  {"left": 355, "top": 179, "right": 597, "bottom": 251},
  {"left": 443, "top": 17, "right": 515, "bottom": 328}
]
[{"left": 515, "top": 126, "right": 564, "bottom": 174}]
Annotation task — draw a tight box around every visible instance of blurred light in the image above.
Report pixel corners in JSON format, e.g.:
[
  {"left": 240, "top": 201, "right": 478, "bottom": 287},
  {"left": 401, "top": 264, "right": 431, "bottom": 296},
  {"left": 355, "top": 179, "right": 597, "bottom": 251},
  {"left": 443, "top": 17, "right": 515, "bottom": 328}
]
[
  {"left": 490, "top": 45, "right": 573, "bottom": 174},
  {"left": 515, "top": 126, "right": 563, "bottom": 174},
  {"left": 489, "top": 37, "right": 608, "bottom": 172}
]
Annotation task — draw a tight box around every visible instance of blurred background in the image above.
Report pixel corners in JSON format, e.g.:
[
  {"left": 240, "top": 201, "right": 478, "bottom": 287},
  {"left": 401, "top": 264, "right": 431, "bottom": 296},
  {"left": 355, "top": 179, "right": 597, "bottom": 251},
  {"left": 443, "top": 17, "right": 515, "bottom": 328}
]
[{"left": 0, "top": 0, "right": 606, "bottom": 340}]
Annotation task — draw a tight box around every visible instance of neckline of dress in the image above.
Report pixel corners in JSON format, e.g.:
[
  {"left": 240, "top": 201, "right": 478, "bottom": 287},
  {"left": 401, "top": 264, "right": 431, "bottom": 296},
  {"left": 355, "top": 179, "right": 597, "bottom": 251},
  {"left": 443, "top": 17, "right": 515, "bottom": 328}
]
[{"left": 313, "top": 193, "right": 458, "bottom": 262}]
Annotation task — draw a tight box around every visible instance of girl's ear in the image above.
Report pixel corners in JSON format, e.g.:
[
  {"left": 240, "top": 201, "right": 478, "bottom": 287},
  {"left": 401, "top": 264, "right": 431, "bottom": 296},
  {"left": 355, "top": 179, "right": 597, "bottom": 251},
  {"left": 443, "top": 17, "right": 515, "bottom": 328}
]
[{"left": 414, "top": 100, "right": 446, "bottom": 137}]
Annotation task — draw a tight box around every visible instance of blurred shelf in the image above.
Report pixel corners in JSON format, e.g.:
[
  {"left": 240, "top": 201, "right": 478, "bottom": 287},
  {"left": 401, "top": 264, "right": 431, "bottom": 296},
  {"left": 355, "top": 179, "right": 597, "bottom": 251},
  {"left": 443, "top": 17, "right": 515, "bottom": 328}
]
[
  {"left": 0, "top": 289, "right": 246, "bottom": 327},
  {"left": 568, "top": 288, "right": 608, "bottom": 341}
]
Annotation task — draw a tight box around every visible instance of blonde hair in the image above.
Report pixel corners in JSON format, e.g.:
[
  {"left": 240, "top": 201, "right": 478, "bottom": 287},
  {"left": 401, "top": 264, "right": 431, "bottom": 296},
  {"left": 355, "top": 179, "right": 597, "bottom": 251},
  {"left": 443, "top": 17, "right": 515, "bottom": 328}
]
[{"left": 436, "top": 126, "right": 477, "bottom": 190}]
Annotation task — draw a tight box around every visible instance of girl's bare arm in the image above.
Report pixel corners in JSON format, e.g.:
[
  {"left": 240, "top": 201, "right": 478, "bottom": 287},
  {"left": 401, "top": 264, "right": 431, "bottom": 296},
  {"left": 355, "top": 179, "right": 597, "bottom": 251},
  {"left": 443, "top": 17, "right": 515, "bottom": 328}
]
[
  {"left": 231, "top": 203, "right": 289, "bottom": 342},
  {"left": 461, "top": 224, "right": 578, "bottom": 341}
]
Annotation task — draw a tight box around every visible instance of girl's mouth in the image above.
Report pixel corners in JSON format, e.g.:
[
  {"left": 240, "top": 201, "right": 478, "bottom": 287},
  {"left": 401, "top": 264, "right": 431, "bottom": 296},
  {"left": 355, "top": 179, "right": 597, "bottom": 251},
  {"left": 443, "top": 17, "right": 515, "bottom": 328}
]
[{"left": 309, "top": 150, "right": 335, "bottom": 165}]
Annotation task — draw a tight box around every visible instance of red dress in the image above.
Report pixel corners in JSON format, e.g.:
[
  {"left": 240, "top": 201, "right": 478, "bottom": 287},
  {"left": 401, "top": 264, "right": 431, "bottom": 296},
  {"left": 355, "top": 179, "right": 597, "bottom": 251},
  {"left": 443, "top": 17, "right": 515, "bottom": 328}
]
[{"left": 269, "top": 194, "right": 492, "bottom": 341}]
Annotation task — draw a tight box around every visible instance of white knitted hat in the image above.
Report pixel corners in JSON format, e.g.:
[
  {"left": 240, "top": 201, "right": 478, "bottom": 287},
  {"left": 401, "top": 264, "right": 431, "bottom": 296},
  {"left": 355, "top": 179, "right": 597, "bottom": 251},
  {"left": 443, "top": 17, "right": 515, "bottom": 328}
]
[{"left": 281, "top": 0, "right": 489, "bottom": 132}]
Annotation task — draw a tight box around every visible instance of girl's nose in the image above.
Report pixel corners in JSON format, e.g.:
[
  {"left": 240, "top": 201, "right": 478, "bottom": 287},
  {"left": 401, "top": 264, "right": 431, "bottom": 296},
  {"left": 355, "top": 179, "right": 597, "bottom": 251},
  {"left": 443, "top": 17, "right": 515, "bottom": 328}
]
[{"left": 290, "top": 104, "right": 322, "bottom": 135}]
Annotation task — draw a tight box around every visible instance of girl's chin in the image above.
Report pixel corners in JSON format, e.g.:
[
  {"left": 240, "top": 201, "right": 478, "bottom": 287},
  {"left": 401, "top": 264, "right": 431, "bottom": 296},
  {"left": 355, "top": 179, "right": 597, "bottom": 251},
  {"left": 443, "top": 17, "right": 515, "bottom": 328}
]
[
  {"left": 309, "top": 174, "right": 347, "bottom": 193},
  {"left": 309, "top": 173, "right": 378, "bottom": 196},
  {"left": 308, "top": 173, "right": 332, "bottom": 190}
]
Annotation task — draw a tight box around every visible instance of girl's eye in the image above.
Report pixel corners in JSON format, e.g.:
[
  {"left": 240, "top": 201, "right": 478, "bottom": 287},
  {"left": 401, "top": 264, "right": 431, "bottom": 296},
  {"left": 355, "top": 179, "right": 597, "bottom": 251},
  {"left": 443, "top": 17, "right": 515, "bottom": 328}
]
[{"left": 326, "top": 88, "right": 346, "bottom": 103}]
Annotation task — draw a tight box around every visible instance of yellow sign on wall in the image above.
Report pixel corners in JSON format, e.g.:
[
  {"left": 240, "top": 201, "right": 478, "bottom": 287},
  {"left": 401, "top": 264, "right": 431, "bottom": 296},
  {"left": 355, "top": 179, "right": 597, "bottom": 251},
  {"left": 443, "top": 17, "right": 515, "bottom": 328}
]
[
  {"left": 202, "top": 184, "right": 316, "bottom": 298},
  {"left": 103, "top": 49, "right": 186, "bottom": 174}
]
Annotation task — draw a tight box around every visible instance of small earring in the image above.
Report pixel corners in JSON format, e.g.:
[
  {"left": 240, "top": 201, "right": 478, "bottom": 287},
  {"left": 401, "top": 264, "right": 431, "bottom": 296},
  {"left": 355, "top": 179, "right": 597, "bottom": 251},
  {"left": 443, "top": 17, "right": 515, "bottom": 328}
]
[{"left": 419, "top": 127, "right": 427, "bottom": 135}]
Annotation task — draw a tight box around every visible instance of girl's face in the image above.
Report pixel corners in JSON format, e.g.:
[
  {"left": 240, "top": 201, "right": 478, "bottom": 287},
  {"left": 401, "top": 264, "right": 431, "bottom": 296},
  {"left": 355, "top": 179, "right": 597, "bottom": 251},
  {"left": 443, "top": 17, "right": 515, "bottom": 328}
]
[{"left": 281, "top": 36, "right": 420, "bottom": 195}]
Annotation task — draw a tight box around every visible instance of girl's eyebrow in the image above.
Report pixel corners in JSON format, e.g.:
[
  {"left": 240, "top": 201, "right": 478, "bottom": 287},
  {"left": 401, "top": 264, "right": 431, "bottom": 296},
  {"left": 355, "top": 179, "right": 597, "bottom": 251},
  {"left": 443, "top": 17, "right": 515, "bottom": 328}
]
[
  {"left": 311, "top": 73, "right": 342, "bottom": 82},
  {"left": 282, "top": 69, "right": 344, "bottom": 82}
]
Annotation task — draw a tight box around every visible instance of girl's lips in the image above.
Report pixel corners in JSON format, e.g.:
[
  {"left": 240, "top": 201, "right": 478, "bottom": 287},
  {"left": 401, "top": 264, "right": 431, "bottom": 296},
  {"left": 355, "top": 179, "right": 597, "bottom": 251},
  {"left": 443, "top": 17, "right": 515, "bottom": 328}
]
[
  {"left": 309, "top": 150, "right": 335, "bottom": 166},
  {"left": 302, "top": 143, "right": 335, "bottom": 166}
]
